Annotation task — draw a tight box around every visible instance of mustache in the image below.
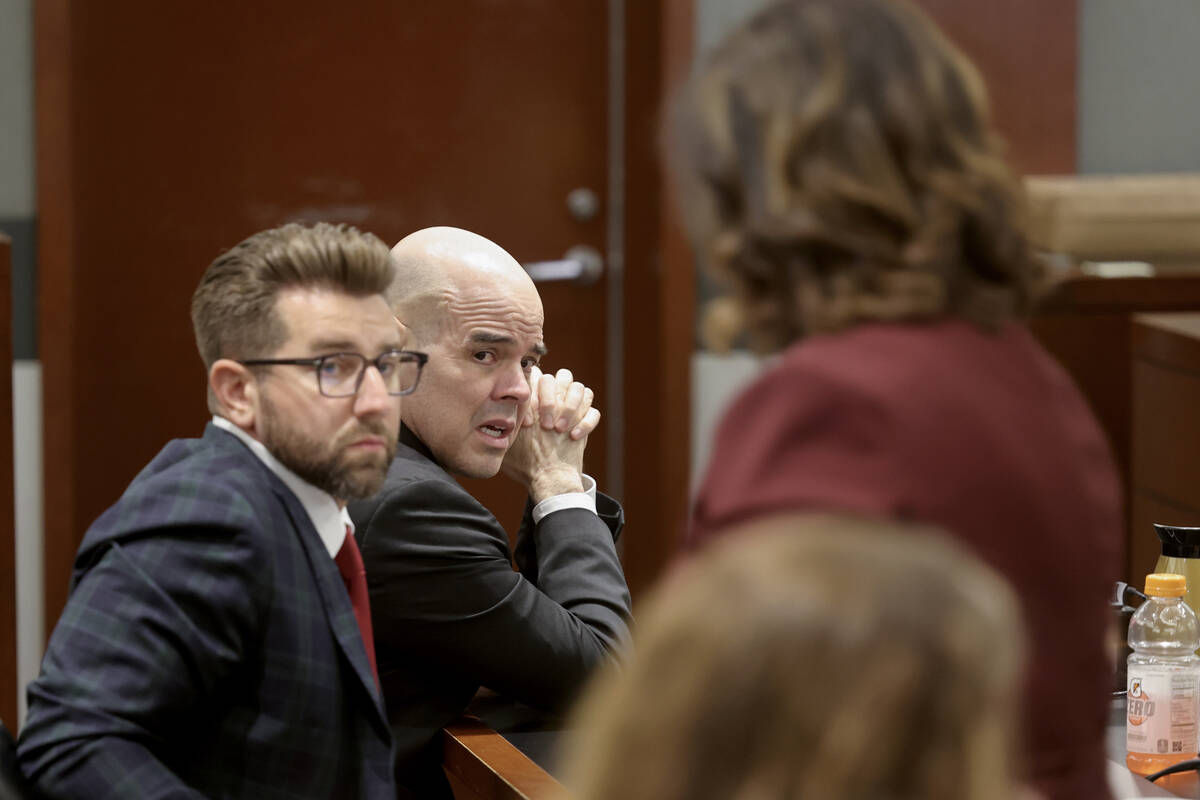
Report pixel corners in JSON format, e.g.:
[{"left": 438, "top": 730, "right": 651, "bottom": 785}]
[
  {"left": 353, "top": 420, "right": 393, "bottom": 440},
  {"left": 338, "top": 419, "right": 395, "bottom": 443}
]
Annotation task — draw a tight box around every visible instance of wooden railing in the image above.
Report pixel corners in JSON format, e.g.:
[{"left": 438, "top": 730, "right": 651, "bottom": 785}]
[{"left": 443, "top": 717, "right": 564, "bottom": 800}]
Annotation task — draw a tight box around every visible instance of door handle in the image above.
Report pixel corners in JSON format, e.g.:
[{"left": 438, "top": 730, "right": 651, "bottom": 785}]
[{"left": 523, "top": 245, "right": 603, "bottom": 286}]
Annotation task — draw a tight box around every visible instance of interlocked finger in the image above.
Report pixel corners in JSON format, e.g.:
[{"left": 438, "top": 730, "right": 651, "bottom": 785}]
[
  {"left": 522, "top": 366, "right": 543, "bottom": 426},
  {"left": 559, "top": 381, "right": 588, "bottom": 431},
  {"left": 571, "top": 406, "right": 601, "bottom": 440},
  {"left": 554, "top": 368, "right": 574, "bottom": 394},
  {"left": 537, "top": 370, "right": 559, "bottom": 429}
]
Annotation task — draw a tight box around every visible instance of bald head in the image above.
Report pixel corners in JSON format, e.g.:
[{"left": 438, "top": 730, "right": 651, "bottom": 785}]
[
  {"left": 388, "top": 227, "right": 540, "bottom": 344},
  {"left": 388, "top": 227, "right": 547, "bottom": 478}
]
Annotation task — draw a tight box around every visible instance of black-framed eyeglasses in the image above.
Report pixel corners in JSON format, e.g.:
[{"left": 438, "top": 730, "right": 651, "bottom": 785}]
[{"left": 239, "top": 349, "right": 428, "bottom": 397}]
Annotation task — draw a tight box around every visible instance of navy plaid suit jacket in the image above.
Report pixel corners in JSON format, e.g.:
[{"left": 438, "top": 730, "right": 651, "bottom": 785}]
[{"left": 18, "top": 424, "right": 396, "bottom": 799}]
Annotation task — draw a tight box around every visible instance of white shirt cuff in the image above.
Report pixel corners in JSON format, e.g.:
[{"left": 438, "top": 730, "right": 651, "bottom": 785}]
[{"left": 531, "top": 473, "right": 597, "bottom": 524}]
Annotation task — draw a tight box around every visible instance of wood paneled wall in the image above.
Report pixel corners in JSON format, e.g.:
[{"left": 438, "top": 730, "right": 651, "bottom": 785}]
[
  {"left": 1130, "top": 314, "right": 1200, "bottom": 582},
  {"left": 621, "top": 0, "right": 696, "bottom": 596},
  {"left": 32, "top": 0, "right": 1080, "bottom": 617},
  {"left": 913, "top": 0, "right": 1078, "bottom": 174},
  {"left": 35, "top": 0, "right": 695, "bottom": 623},
  {"left": 1034, "top": 278, "right": 1200, "bottom": 582}
]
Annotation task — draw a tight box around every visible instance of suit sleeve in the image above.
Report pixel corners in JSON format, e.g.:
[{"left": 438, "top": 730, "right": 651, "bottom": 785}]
[
  {"left": 359, "top": 478, "right": 631, "bottom": 710},
  {"left": 17, "top": 518, "right": 269, "bottom": 799}
]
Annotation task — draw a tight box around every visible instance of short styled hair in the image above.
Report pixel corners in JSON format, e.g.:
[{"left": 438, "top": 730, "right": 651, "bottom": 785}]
[
  {"left": 670, "top": 0, "right": 1040, "bottom": 351},
  {"left": 191, "top": 222, "right": 393, "bottom": 369},
  {"left": 561, "top": 515, "right": 1025, "bottom": 800}
]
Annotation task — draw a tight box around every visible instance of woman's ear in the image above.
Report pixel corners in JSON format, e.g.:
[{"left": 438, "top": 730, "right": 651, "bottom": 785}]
[{"left": 209, "top": 359, "right": 259, "bottom": 430}]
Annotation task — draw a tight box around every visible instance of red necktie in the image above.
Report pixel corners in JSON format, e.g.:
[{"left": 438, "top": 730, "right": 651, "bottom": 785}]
[{"left": 335, "top": 527, "right": 380, "bottom": 688}]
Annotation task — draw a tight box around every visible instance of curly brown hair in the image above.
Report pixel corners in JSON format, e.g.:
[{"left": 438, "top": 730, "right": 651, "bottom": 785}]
[{"left": 669, "top": 0, "right": 1040, "bottom": 351}]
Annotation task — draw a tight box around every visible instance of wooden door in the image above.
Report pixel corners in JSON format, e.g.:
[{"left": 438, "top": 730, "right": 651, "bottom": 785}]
[{"left": 38, "top": 1, "right": 688, "bottom": 625}]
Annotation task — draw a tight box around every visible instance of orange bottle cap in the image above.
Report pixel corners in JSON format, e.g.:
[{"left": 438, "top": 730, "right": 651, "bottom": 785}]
[{"left": 1146, "top": 573, "right": 1188, "bottom": 597}]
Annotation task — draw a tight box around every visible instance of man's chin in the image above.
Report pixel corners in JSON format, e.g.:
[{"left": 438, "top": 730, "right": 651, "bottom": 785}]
[
  {"left": 335, "top": 465, "right": 390, "bottom": 501},
  {"left": 336, "top": 453, "right": 394, "bottom": 499},
  {"left": 448, "top": 454, "right": 505, "bottom": 481}
]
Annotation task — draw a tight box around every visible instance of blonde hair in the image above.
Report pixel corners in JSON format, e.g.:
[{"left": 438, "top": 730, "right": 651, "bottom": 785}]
[
  {"left": 669, "top": 0, "right": 1040, "bottom": 351},
  {"left": 560, "top": 514, "right": 1024, "bottom": 800}
]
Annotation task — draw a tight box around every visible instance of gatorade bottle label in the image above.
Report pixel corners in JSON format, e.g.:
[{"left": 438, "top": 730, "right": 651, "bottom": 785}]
[{"left": 1127, "top": 666, "right": 1199, "bottom": 756}]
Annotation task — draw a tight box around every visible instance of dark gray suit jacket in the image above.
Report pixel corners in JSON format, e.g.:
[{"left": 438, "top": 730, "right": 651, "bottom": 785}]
[
  {"left": 349, "top": 427, "right": 631, "bottom": 797},
  {"left": 18, "top": 424, "right": 395, "bottom": 799}
]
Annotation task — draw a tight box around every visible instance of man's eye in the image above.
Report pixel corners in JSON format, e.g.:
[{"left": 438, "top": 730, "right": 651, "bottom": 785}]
[
  {"left": 321, "top": 356, "right": 356, "bottom": 380},
  {"left": 521, "top": 358, "right": 540, "bottom": 373},
  {"left": 473, "top": 351, "right": 496, "bottom": 364}
]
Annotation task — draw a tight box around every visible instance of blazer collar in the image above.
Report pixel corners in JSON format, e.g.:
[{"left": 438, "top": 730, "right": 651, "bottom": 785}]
[
  {"left": 399, "top": 423, "right": 439, "bottom": 465},
  {"left": 210, "top": 416, "right": 350, "bottom": 558},
  {"left": 209, "top": 424, "right": 390, "bottom": 735},
  {"left": 272, "top": 481, "right": 391, "bottom": 734}
]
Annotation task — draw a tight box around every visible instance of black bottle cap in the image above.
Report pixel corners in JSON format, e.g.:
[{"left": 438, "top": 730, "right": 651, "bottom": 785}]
[{"left": 1155, "top": 524, "right": 1200, "bottom": 558}]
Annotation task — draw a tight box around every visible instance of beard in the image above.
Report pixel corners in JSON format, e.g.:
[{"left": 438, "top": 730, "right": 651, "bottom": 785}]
[{"left": 259, "top": 400, "right": 397, "bottom": 501}]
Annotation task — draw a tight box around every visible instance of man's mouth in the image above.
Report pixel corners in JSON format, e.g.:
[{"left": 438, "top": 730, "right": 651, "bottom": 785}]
[
  {"left": 477, "top": 419, "right": 515, "bottom": 442},
  {"left": 341, "top": 423, "right": 396, "bottom": 454}
]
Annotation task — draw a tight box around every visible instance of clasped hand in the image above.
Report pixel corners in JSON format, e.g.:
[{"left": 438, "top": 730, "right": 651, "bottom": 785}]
[{"left": 501, "top": 366, "right": 601, "bottom": 502}]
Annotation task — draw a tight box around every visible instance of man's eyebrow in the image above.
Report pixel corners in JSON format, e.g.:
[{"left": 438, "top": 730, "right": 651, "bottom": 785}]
[
  {"left": 466, "top": 331, "right": 548, "bottom": 357},
  {"left": 466, "top": 331, "right": 514, "bottom": 346},
  {"left": 306, "top": 338, "right": 359, "bottom": 353},
  {"left": 304, "top": 338, "right": 403, "bottom": 355}
]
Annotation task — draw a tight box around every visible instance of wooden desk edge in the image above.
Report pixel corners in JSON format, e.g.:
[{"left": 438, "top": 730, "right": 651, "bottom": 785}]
[
  {"left": 1133, "top": 312, "right": 1200, "bottom": 369},
  {"left": 1036, "top": 273, "right": 1200, "bottom": 314},
  {"left": 443, "top": 717, "right": 565, "bottom": 800}
]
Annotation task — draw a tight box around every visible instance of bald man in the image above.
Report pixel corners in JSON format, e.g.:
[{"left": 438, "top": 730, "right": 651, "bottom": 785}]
[{"left": 348, "top": 227, "right": 631, "bottom": 798}]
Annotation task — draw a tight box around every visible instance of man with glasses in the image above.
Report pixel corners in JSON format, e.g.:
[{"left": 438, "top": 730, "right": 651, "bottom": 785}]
[
  {"left": 18, "top": 222, "right": 418, "bottom": 799},
  {"left": 349, "top": 226, "right": 632, "bottom": 798}
]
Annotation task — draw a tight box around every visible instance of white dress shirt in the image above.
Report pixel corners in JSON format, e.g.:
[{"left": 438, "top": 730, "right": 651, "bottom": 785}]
[{"left": 531, "top": 474, "right": 598, "bottom": 524}]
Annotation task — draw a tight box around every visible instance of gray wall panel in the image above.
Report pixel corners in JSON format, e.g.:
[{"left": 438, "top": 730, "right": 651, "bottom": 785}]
[
  {"left": 0, "top": 0, "right": 34, "bottom": 217},
  {"left": 1079, "top": 0, "right": 1200, "bottom": 173},
  {"left": 0, "top": 219, "right": 37, "bottom": 360}
]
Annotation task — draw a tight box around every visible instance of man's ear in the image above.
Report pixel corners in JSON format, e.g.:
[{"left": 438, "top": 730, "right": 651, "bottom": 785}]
[{"left": 209, "top": 359, "right": 259, "bottom": 430}]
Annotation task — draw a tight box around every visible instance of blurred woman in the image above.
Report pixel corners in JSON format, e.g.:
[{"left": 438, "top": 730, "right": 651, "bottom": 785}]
[
  {"left": 561, "top": 516, "right": 1026, "bottom": 800},
  {"left": 671, "top": 1, "right": 1121, "bottom": 798}
]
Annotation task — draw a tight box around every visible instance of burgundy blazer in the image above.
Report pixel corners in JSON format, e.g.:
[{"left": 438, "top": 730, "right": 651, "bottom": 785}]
[{"left": 691, "top": 320, "right": 1121, "bottom": 800}]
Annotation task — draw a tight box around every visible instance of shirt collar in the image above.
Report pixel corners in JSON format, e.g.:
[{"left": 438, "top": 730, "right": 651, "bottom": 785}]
[{"left": 212, "top": 416, "right": 351, "bottom": 558}]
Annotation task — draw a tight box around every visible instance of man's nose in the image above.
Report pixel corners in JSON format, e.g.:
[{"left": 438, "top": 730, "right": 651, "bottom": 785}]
[
  {"left": 354, "top": 364, "right": 397, "bottom": 416},
  {"left": 494, "top": 362, "right": 532, "bottom": 403}
]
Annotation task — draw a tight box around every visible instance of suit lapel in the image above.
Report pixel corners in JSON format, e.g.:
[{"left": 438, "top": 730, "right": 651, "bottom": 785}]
[
  {"left": 273, "top": 482, "right": 390, "bottom": 733},
  {"left": 399, "top": 424, "right": 437, "bottom": 464}
]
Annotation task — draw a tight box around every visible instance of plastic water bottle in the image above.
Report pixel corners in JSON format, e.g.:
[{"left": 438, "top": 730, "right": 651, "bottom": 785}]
[{"left": 1127, "top": 573, "right": 1200, "bottom": 776}]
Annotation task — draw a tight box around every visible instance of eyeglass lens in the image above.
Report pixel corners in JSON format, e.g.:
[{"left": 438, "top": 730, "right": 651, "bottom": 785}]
[{"left": 318, "top": 352, "right": 420, "bottom": 397}]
